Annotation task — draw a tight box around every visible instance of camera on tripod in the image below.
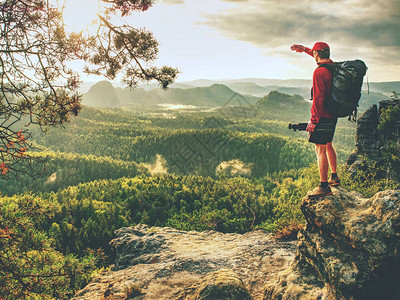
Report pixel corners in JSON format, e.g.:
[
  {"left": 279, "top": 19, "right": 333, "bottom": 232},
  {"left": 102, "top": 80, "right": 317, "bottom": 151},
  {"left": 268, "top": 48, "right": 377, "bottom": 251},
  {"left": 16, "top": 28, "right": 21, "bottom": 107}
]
[
  {"left": 288, "top": 123, "right": 334, "bottom": 132},
  {"left": 288, "top": 123, "right": 307, "bottom": 131}
]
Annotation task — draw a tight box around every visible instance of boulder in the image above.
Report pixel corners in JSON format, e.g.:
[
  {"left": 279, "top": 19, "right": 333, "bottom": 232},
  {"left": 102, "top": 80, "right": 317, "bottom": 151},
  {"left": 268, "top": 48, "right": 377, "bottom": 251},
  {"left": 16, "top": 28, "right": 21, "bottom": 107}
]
[{"left": 264, "top": 187, "right": 400, "bottom": 299}]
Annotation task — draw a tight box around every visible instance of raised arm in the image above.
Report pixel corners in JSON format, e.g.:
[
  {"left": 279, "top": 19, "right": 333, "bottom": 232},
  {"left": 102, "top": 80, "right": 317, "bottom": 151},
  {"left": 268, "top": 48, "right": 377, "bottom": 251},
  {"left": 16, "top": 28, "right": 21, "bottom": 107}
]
[{"left": 290, "top": 44, "right": 314, "bottom": 57}]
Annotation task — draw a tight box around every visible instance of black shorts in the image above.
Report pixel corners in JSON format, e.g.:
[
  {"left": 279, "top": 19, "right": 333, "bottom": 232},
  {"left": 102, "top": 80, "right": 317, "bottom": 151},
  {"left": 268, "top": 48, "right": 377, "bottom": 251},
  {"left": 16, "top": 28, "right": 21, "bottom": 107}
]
[{"left": 308, "top": 117, "right": 337, "bottom": 145}]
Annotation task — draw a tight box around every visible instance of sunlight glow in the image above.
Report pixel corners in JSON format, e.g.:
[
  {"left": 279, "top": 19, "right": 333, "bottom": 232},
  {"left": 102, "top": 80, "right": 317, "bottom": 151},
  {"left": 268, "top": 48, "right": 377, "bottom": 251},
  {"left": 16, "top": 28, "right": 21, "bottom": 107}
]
[{"left": 62, "top": 0, "right": 100, "bottom": 32}]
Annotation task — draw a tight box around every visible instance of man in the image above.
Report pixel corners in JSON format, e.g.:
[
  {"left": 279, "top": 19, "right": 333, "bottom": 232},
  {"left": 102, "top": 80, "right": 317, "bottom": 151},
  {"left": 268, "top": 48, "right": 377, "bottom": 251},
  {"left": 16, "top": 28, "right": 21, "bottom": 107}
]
[{"left": 290, "top": 42, "right": 340, "bottom": 198}]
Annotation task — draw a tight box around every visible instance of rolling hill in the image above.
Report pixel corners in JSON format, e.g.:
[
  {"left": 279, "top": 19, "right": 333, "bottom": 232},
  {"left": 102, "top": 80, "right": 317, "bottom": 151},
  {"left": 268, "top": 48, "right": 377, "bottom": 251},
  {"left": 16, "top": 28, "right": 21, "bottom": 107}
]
[
  {"left": 83, "top": 81, "right": 259, "bottom": 108},
  {"left": 254, "top": 90, "right": 311, "bottom": 121},
  {"left": 83, "top": 81, "right": 121, "bottom": 107}
]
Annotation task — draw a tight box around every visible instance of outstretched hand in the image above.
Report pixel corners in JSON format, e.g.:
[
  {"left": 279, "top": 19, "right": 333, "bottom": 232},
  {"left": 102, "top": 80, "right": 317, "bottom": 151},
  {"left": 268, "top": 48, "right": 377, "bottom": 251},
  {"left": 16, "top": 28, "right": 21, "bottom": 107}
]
[{"left": 290, "top": 44, "right": 306, "bottom": 53}]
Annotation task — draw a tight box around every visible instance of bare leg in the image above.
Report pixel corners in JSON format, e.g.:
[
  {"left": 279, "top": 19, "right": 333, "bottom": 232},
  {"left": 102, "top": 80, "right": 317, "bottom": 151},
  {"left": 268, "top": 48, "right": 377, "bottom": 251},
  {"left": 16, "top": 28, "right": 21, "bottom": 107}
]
[
  {"left": 308, "top": 143, "right": 333, "bottom": 198},
  {"left": 315, "top": 144, "right": 328, "bottom": 182},
  {"left": 326, "top": 142, "right": 337, "bottom": 175}
]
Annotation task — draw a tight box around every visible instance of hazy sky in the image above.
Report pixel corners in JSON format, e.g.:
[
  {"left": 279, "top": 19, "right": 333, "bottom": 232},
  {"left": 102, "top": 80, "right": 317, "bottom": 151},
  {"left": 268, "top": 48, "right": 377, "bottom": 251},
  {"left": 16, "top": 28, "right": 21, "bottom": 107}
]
[{"left": 63, "top": 0, "right": 400, "bottom": 83}]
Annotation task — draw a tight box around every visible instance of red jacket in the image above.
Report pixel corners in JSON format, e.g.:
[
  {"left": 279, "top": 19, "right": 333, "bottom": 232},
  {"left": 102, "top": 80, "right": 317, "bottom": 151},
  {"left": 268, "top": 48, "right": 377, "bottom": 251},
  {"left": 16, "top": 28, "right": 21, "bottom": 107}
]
[{"left": 305, "top": 48, "right": 335, "bottom": 124}]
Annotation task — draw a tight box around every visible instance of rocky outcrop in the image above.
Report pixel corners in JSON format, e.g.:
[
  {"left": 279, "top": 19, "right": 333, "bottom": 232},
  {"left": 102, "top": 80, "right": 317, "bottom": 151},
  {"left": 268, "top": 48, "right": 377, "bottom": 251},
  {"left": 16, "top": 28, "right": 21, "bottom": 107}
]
[
  {"left": 72, "top": 225, "right": 296, "bottom": 300},
  {"left": 73, "top": 186, "right": 400, "bottom": 300},
  {"left": 73, "top": 188, "right": 400, "bottom": 300},
  {"left": 354, "top": 104, "right": 380, "bottom": 157},
  {"left": 347, "top": 99, "right": 400, "bottom": 180},
  {"left": 355, "top": 99, "right": 400, "bottom": 158},
  {"left": 263, "top": 187, "right": 400, "bottom": 300}
]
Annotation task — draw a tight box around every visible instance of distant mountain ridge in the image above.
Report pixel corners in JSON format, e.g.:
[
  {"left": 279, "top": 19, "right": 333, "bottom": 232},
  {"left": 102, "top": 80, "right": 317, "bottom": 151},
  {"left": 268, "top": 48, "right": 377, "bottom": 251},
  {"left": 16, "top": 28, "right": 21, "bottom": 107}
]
[
  {"left": 82, "top": 81, "right": 259, "bottom": 108},
  {"left": 80, "top": 78, "right": 400, "bottom": 95},
  {"left": 82, "top": 78, "right": 397, "bottom": 110},
  {"left": 139, "top": 78, "right": 399, "bottom": 95}
]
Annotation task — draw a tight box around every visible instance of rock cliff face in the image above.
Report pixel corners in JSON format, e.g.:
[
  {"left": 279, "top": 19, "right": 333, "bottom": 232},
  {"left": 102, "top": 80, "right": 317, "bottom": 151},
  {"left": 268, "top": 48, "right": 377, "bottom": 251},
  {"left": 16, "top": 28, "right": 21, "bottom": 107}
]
[
  {"left": 356, "top": 99, "right": 400, "bottom": 157},
  {"left": 353, "top": 104, "right": 380, "bottom": 157},
  {"left": 347, "top": 99, "right": 400, "bottom": 180},
  {"left": 264, "top": 188, "right": 400, "bottom": 300},
  {"left": 72, "top": 225, "right": 296, "bottom": 300}
]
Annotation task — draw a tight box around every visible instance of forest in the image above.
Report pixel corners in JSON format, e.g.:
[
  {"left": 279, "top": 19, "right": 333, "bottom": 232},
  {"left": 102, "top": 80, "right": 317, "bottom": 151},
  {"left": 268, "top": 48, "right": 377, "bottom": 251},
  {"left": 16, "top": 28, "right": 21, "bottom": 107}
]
[{"left": 1, "top": 95, "right": 399, "bottom": 299}]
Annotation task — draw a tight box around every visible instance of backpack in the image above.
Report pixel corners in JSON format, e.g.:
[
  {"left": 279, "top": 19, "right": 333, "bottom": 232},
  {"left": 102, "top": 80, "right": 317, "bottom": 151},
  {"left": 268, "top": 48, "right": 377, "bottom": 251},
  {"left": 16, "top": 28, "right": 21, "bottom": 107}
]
[{"left": 319, "top": 60, "right": 367, "bottom": 121}]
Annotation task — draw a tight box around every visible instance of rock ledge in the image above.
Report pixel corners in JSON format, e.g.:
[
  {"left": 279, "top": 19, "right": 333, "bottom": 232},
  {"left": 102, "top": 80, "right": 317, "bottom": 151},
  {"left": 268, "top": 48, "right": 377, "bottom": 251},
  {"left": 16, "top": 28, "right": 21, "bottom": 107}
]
[{"left": 73, "top": 225, "right": 296, "bottom": 300}]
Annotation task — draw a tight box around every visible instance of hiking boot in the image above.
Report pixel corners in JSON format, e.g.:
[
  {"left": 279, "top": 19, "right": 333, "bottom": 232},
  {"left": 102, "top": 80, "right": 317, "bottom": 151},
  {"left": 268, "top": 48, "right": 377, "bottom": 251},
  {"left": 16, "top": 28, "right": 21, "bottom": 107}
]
[
  {"left": 328, "top": 177, "right": 341, "bottom": 186},
  {"left": 308, "top": 186, "right": 332, "bottom": 199}
]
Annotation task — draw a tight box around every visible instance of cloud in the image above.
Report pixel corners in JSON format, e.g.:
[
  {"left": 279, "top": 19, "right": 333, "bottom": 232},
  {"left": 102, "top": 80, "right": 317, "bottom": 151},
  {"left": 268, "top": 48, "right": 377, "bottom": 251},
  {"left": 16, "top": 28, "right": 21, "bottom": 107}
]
[
  {"left": 158, "top": 0, "right": 185, "bottom": 4},
  {"left": 207, "top": 0, "right": 400, "bottom": 47},
  {"left": 204, "top": 0, "right": 400, "bottom": 80}
]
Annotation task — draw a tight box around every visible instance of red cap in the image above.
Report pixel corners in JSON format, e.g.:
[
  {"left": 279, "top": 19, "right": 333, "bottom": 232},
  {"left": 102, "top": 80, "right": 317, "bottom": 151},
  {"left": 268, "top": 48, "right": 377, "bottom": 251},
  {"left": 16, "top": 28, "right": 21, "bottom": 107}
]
[{"left": 312, "top": 42, "right": 329, "bottom": 51}]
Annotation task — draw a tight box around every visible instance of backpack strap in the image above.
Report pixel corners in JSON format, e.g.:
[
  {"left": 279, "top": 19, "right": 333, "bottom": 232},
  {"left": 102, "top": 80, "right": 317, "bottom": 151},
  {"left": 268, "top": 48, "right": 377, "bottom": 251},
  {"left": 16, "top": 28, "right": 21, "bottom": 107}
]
[
  {"left": 310, "top": 64, "right": 333, "bottom": 100},
  {"left": 318, "top": 63, "right": 333, "bottom": 73}
]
